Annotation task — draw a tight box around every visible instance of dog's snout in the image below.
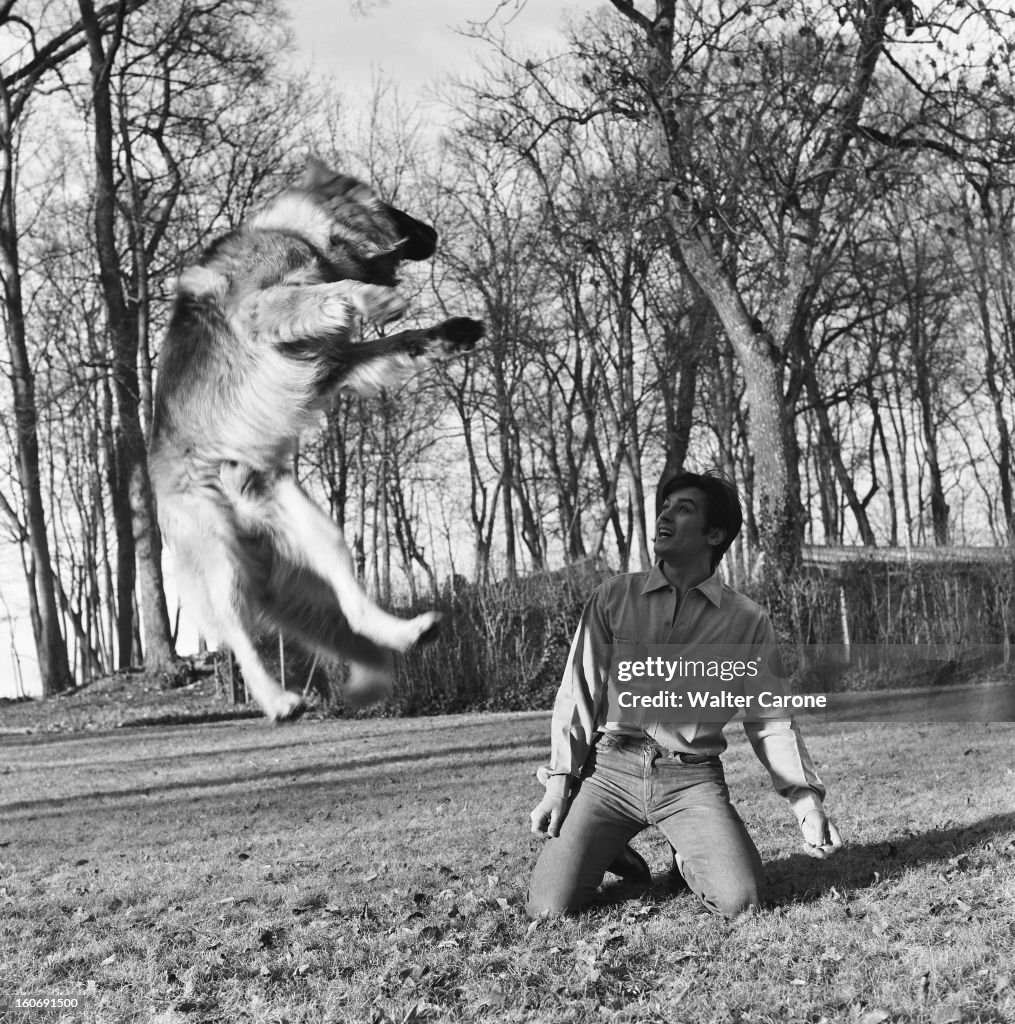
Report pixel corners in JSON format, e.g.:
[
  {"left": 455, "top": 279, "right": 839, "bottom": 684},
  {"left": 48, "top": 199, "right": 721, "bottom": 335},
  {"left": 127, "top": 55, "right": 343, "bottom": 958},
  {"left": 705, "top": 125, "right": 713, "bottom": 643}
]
[{"left": 387, "top": 207, "right": 437, "bottom": 262}]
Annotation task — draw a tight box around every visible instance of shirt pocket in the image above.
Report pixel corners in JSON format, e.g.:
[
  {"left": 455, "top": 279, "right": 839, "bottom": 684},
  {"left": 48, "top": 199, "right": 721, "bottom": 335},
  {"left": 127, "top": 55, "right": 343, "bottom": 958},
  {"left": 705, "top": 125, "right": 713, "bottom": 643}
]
[{"left": 606, "top": 638, "right": 651, "bottom": 731}]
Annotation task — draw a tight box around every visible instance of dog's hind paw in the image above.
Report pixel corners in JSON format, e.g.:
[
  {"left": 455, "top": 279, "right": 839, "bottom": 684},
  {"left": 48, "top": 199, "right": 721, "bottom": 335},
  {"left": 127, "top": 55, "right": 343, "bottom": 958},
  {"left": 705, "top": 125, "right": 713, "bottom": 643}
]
[
  {"left": 385, "top": 610, "right": 442, "bottom": 652},
  {"left": 411, "top": 611, "right": 442, "bottom": 648},
  {"left": 266, "top": 690, "right": 307, "bottom": 724},
  {"left": 345, "top": 653, "right": 395, "bottom": 708}
]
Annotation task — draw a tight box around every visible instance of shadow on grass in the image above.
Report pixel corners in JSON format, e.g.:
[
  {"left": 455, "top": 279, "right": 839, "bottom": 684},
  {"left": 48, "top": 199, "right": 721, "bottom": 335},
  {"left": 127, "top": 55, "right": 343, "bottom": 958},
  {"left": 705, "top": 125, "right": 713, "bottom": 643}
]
[
  {"left": 763, "top": 810, "right": 1015, "bottom": 905},
  {"left": 0, "top": 735, "right": 546, "bottom": 816},
  {"left": 0, "top": 710, "right": 546, "bottom": 756},
  {"left": 553, "top": 811, "right": 1015, "bottom": 917},
  {"left": 119, "top": 709, "right": 264, "bottom": 728}
]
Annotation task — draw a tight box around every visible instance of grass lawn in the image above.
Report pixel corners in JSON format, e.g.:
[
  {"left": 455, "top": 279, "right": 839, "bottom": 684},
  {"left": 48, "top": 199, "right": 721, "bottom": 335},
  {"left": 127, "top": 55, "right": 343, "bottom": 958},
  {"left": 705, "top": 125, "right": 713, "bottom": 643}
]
[{"left": 1, "top": 708, "right": 1014, "bottom": 1023}]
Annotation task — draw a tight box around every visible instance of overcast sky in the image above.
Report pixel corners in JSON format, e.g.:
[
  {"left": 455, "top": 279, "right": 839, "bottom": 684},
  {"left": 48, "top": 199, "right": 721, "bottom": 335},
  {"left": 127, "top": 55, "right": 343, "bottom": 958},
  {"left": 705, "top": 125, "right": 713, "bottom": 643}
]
[{"left": 286, "top": 0, "right": 581, "bottom": 94}]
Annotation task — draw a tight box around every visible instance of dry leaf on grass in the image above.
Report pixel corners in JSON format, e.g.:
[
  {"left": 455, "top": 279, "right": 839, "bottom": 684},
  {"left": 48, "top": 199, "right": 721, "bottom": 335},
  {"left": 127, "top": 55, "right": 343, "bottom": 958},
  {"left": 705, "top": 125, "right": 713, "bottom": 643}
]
[
  {"left": 858, "top": 1009, "right": 890, "bottom": 1024},
  {"left": 473, "top": 981, "right": 507, "bottom": 1008},
  {"left": 150, "top": 1012, "right": 190, "bottom": 1024}
]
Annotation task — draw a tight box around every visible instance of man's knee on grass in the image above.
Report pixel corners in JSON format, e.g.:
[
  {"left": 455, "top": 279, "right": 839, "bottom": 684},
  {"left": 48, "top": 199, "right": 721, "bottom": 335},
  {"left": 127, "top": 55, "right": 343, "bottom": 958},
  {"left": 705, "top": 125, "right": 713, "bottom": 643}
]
[
  {"left": 525, "top": 857, "right": 593, "bottom": 920},
  {"left": 701, "top": 879, "right": 764, "bottom": 919},
  {"left": 525, "top": 891, "right": 581, "bottom": 920}
]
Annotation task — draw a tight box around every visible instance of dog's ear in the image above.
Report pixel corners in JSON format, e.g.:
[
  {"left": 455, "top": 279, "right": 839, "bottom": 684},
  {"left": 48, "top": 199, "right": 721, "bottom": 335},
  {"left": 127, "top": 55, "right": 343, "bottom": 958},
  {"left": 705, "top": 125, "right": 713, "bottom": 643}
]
[
  {"left": 298, "top": 157, "right": 437, "bottom": 263},
  {"left": 300, "top": 156, "right": 336, "bottom": 190},
  {"left": 387, "top": 206, "right": 437, "bottom": 261},
  {"left": 300, "top": 157, "right": 371, "bottom": 202}
]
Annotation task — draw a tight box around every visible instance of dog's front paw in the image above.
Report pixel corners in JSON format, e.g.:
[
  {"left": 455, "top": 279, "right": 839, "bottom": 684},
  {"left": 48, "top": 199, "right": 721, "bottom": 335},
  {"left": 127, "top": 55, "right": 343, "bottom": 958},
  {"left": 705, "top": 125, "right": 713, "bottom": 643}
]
[
  {"left": 348, "top": 283, "right": 407, "bottom": 325},
  {"left": 436, "top": 317, "right": 484, "bottom": 352}
]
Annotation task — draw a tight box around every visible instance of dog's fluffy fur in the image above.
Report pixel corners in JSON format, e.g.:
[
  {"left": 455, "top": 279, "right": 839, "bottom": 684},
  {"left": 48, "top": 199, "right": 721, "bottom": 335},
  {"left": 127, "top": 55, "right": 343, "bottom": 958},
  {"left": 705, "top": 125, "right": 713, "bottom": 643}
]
[{"left": 149, "top": 159, "right": 483, "bottom": 721}]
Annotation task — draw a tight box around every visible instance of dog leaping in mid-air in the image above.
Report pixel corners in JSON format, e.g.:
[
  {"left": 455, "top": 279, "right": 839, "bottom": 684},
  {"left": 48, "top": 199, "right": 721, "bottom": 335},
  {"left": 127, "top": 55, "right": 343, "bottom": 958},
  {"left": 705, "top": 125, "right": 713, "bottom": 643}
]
[{"left": 149, "top": 158, "right": 484, "bottom": 721}]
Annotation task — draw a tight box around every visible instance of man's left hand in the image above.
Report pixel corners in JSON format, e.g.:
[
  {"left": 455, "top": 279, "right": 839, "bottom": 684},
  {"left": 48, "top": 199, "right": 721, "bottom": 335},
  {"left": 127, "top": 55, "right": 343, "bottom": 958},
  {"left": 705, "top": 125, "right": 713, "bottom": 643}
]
[{"left": 800, "top": 808, "right": 843, "bottom": 859}]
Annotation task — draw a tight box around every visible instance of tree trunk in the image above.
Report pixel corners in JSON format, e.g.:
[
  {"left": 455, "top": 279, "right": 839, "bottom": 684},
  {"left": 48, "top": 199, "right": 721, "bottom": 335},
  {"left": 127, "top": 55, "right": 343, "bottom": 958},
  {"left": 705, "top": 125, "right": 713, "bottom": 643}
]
[
  {"left": 79, "top": 0, "right": 174, "bottom": 671},
  {"left": 677, "top": 228, "right": 803, "bottom": 571},
  {"left": 868, "top": 389, "right": 899, "bottom": 546},
  {"left": 970, "top": 234, "right": 1015, "bottom": 544},
  {"left": 657, "top": 328, "right": 699, "bottom": 485},
  {"left": 605, "top": 0, "right": 903, "bottom": 576},
  {"left": 492, "top": 363, "right": 519, "bottom": 579},
  {"left": 607, "top": 0, "right": 804, "bottom": 575},
  {"left": 0, "top": 81, "right": 74, "bottom": 695},
  {"left": 800, "top": 358, "right": 876, "bottom": 545},
  {"left": 909, "top": 318, "right": 950, "bottom": 545}
]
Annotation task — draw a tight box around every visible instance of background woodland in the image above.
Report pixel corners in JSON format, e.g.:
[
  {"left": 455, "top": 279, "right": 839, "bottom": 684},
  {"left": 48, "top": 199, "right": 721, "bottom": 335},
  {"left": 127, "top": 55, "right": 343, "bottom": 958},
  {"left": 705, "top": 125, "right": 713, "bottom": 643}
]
[{"left": 1, "top": 0, "right": 1013, "bottom": 699}]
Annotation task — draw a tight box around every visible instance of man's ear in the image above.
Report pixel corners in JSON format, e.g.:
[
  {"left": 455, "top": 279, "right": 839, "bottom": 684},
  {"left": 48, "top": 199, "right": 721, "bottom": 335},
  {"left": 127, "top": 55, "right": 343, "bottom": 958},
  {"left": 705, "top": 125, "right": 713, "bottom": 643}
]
[{"left": 707, "top": 527, "right": 727, "bottom": 549}]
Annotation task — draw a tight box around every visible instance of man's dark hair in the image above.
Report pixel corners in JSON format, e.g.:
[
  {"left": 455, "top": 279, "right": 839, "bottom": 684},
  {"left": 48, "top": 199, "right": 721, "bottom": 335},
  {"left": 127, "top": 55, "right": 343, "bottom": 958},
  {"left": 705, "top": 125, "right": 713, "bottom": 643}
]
[{"left": 655, "top": 470, "right": 743, "bottom": 571}]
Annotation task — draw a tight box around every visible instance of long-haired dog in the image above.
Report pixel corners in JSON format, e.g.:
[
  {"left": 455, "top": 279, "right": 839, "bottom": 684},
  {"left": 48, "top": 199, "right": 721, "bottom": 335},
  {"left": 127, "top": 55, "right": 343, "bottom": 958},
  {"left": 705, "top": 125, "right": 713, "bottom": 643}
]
[{"left": 149, "top": 158, "right": 483, "bottom": 721}]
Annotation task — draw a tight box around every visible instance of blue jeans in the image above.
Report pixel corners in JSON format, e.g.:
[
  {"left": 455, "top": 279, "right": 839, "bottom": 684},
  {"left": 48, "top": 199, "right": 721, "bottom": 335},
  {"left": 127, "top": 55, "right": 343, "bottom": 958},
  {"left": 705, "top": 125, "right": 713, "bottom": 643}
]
[{"left": 527, "top": 735, "right": 765, "bottom": 918}]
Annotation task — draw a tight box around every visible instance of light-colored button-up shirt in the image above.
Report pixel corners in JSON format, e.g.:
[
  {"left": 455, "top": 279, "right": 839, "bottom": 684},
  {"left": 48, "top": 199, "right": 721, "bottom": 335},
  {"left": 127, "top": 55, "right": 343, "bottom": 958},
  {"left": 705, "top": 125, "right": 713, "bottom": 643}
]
[{"left": 539, "top": 564, "right": 826, "bottom": 822}]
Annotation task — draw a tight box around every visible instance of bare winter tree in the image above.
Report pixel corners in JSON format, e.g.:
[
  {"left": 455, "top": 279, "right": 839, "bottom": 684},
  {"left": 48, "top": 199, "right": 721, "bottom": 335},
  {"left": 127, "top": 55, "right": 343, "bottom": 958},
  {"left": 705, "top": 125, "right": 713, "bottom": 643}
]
[
  {"left": 3, "top": 0, "right": 314, "bottom": 690},
  {"left": 0, "top": 0, "right": 145, "bottom": 693},
  {"left": 75, "top": 0, "right": 174, "bottom": 670},
  {"left": 582, "top": 0, "right": 1014, "bottom": 572},
  {"left": 73, "top": 0, "right": 294, "bottom": 672},
  {"left": 433, "top": 135, "right": 554, "bottom": 578}
]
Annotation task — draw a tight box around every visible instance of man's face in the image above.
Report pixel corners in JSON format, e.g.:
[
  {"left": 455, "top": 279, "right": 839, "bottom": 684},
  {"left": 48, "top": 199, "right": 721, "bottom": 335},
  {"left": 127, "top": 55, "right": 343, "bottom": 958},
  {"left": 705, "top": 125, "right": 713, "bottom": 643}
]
[{"left": 653, "top": 486, "right": 725, "bottom": 568}]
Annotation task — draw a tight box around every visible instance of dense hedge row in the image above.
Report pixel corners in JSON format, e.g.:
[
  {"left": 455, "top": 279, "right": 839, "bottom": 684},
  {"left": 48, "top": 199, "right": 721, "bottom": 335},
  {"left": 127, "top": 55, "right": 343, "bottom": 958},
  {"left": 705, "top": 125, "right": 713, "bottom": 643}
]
[
  {"left": 243, "top": 556, "right": 1014, "bottom": 714},
  {"left": 764, "top": 556, "right": 1015, "bottom": 692}
]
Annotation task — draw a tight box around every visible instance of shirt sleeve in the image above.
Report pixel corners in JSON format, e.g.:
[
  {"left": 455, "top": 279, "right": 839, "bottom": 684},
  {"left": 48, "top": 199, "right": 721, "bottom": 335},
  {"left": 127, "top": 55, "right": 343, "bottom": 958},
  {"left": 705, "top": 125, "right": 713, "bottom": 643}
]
[
  {"left": 535, "top": 584, "right": 612, "bottom": 788},
  {"left": 743, "top": 717, "right": 826, "bottom": 822},
  {"left": 742, "top": 610, "right": 827, "bottom": 822}
]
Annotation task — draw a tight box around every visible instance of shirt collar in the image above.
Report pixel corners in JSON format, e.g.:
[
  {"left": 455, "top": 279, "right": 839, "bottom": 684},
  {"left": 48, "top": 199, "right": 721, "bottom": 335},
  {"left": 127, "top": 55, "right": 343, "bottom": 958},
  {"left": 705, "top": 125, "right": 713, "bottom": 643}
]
[{"left": 642, "top": 562, "right": 724, "bottom": 607}]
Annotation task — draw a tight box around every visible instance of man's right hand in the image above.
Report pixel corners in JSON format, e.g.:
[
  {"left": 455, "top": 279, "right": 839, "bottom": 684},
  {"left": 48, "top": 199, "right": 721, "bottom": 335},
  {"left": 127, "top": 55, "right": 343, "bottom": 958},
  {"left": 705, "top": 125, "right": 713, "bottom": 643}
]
[{"left": 529, "top": 794, "right": 567, "bottom": 837}]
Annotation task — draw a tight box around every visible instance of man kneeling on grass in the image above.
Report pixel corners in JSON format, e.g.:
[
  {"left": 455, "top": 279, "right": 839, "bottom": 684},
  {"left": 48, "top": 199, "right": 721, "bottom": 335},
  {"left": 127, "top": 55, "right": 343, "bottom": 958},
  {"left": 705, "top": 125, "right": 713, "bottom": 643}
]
[{"left": 527, "top": 470, "right": 842, "bottom": 918}]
